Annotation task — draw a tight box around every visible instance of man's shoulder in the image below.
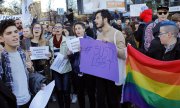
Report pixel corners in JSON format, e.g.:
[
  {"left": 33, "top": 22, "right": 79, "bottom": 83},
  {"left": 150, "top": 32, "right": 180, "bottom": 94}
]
[
  {"left": 112, "top": 27, "right": 123, "bottom": 36},
  {"left": 145, "top": 21, "right": 154, "bottom": 29},
  {"left": 146, "top": 19, "right": 161, "bottom": 29}
]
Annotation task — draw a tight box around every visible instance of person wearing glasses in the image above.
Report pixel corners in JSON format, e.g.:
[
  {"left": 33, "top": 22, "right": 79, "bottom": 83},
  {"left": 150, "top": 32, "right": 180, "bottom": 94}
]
[
  {"left": 49, "top": 23, "right": 72, "bottom": 108},
  {"left": 144, "top": 5, "right": 169, "bottom": 52},
  {"left": 149, "top": 21, "right": 180, "bottom": 60}
]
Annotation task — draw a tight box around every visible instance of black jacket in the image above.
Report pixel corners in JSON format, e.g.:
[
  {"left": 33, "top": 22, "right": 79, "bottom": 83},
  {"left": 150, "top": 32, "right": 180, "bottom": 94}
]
[
  {"left": 146, "top": 38, "right": 165, "bottom": 60},
  {"left": 162, "top": 38, "right": 180, "bottom": 61},
  {"left": 0, "top": 80, "right": 17, "bottom": 108},
  {"left": 147, "top": 38, "right": 180, "bottom": 61}
]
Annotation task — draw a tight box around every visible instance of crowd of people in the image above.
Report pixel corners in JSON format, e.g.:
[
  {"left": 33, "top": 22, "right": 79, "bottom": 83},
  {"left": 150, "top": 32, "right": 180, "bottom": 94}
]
[{"left": 0, "top": 4, "right": 179, "bottom": 108}]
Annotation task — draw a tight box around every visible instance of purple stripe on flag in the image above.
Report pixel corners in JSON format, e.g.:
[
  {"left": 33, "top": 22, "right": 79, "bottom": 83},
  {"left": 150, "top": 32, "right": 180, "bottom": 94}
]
[{"left": 123, "top": 82, "right": 154, "bottom": 108}]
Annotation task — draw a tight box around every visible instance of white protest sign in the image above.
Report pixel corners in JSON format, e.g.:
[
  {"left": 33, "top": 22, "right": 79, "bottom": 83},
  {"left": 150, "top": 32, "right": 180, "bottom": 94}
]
[
  {"left": 66, "top": 36, "right": 76, "bottom": 40},
  {"left": 29, "top": 80, "right": 55, "bottom": 108},
  {"left": 50, "top": 53, "right": 68, "bottom": 73},
  {"left": 66, "top": 36, "right": 76, "bottom": 51},
  {"left": 169, "top": 6, "right": 180, "bottom": 12},
  {"left": 130, "top": 4, "right": 146, "bottom": 17},
  {"left": 30, "top": 46, "right": 49, "bottom": 60},
  {"left": 66, "top": 37, "right": 80, "bottom": 53},
  {"left": 57, "top": 8, "right": 64, "bottom": 15},
  {"left": 21, "top": 0, "right": 33, "bottom": 26},
  {"left": 0, "top": 14, "right": 22, "bottom": 21}
]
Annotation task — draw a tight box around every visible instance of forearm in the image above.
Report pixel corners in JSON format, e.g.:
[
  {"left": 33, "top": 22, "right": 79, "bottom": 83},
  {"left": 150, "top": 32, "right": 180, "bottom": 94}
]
[
  {"left": 27, "top": 66, "right": 34, "bottom": 73},
  {"left": 117, "top": 48, "right": 126, "bottom": 60}
]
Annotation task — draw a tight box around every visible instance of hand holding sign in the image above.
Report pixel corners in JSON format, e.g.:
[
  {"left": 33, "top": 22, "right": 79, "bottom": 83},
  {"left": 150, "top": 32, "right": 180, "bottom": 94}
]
[
  {"left": 50, "top": 53, "right": 68, "bottom": 74},
  {"left": 80, "top": 38, "right": 119, "bottom": 82},
  {"left": 29, "top": 81, "right": 55, "bottom": 108},
  {"left": 66, "top": 37, "right": 80, "bottom": 53}
]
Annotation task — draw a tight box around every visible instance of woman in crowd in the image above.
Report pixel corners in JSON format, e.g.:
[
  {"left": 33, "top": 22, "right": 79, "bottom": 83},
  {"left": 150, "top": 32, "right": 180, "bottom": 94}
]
[
  {"left": 30, "top": 23, "right": 50, "bottom": 75},
  {"left": 62, "top": 27, "right": 72, "bottom": 36},
  {"left": 49, "top": 23, "right": 72, "bottom": 108},
  {"left": 122, "top": 26, "right": 137, "bottom": 48},
  {"left": 71, "top": 22, "right": 96, "bottom": 108}
]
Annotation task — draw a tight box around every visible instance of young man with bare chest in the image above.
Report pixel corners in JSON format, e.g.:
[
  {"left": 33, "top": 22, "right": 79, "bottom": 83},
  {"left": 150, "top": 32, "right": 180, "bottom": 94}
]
[{"left": 94, "top": 9, "right": 126, "bottom": 108}]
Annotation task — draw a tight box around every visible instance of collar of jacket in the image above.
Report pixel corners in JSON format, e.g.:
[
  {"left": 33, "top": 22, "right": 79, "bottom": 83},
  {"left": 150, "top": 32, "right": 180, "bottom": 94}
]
[
  {"left": 1, "top": 47, "right": 29, "bottom": 91},
  {"left": 61, "top": 36, "right": 67, "bottom": 43}
]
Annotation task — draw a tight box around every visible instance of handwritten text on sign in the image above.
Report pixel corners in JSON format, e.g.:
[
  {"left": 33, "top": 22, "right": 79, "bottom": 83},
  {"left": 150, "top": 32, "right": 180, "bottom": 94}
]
[{"left": 80, "top": 38, "right": 119, "bottom": 82}]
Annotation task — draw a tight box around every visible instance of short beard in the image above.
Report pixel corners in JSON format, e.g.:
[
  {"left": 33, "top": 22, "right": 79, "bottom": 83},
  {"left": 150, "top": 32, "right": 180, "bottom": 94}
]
[
  {"left": 97, "top": 21, "right": 104, "bottom": 29},
  {"left": 17, "top": 26, "right": 23, "bottom": 30}
]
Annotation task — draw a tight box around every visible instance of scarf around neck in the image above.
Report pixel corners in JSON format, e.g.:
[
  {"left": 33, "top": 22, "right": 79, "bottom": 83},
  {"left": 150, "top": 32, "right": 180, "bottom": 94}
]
[{"left": 53, "top": 35, "right": 62, "bottom": 48}]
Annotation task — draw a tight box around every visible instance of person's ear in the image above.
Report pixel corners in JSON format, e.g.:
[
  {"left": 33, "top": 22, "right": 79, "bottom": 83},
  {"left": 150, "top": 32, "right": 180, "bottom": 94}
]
[
  {"left": 168, "top": 32, "right": 172, "bottom": 38},
  {"left": 0, "top": 36, "right": 4, "bottom": 43},
  {"left": 104, "top": 18, "right": 108, "bottom": 23}
]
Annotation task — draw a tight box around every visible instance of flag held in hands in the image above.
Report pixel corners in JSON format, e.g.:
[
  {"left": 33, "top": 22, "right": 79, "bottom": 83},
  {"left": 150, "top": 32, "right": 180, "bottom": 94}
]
[{"left": 123, "top": 45, "right": 180, "bottom": 108}]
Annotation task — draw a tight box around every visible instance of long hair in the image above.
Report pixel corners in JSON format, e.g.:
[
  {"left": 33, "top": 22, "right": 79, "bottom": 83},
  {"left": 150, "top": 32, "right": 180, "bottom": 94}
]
[{"left": 31, "top": 23, "right": 46, "bottom": 46}]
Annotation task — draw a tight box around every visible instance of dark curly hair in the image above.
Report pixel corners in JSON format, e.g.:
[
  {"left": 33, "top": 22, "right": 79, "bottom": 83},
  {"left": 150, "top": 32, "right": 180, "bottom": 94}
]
[
  {"left": 95, "top": 9, "right": 113, "bottom": 24},
  {"left": 0, "top": 19, "right": 16, "bottom": 36}
]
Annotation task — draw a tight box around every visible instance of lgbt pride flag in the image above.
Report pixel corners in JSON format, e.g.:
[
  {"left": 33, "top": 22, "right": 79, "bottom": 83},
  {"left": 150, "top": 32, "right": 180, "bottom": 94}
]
[{"left": 123, "top": 45, "right": 180, "bottom": 108}]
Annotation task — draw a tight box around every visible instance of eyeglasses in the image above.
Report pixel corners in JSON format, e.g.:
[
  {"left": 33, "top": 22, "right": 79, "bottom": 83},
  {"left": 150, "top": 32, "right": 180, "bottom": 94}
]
[
  {"left": 33, "top": 27, "right": 41, "bottom": 30},
  {"left": 54, "top": 26, "right": 63, "bottom": 29},
  {"left": 158, "top": 12, "right": 168, "bottom": 15},
  {"left": 158, "top": 32, "right": 168, "bottom": 37}
]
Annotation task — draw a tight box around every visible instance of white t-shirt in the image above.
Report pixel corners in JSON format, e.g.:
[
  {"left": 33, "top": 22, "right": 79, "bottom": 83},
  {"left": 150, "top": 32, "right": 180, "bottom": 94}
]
[{"left": 9, "top": 51, "right": 31, "bottom": 105}]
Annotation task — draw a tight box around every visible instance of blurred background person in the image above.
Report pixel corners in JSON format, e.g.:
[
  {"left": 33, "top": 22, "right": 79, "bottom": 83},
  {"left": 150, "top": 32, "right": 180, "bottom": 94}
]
[
  {"left": 65, "top": 8, "right": 74, "bottom": 24},
  {"left": 171, "top": 13, "right": 180, "bottom": 38},
  {"left": 20, "top": 27, "right": 32, "bottom": 51},
  {"left": 15, "top": 19, "right": 23, "bottom": 36},
  {"left": 122, "top": 26, "right": 137, "bottom": 48}
]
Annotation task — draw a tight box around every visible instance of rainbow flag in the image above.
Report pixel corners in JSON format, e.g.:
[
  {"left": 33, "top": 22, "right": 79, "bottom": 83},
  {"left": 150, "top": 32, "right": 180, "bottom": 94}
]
[{"left": 123, "top": 45, "right": 180, "bottom": 108}]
